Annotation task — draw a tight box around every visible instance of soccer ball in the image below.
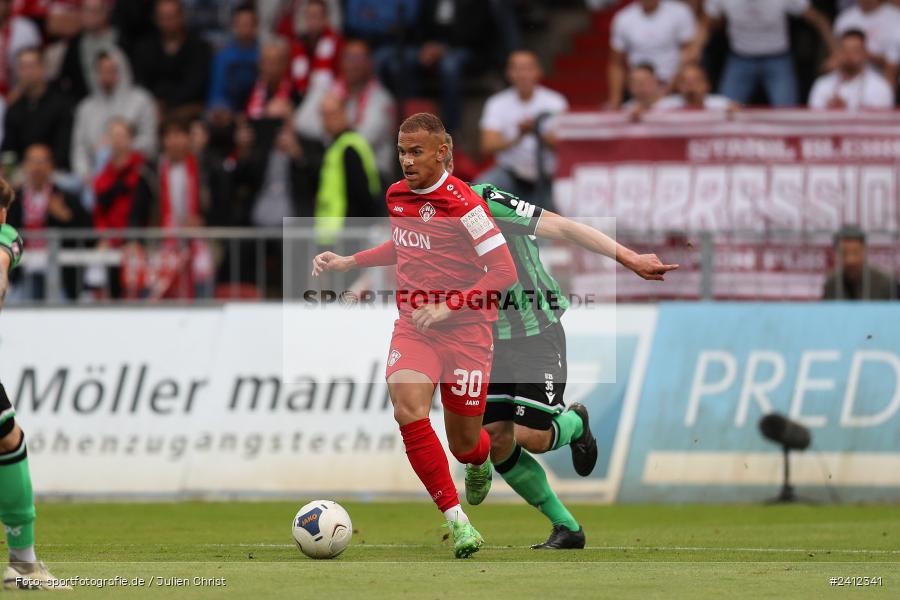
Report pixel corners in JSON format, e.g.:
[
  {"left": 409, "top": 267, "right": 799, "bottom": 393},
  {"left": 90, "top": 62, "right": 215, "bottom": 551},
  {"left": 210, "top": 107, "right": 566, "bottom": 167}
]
[{"left": 292, "top": 500, "right": 353, "bottom": 559}]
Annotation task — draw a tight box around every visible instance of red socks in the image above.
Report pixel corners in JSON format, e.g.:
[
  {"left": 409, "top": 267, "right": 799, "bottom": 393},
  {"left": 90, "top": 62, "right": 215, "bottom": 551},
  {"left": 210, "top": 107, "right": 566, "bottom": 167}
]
[
  {"left": 452, "top": 428, "right": 490, "bottom": 466},
  {"left": 399, "top": 419, "right": 459, "bottom": 512}
]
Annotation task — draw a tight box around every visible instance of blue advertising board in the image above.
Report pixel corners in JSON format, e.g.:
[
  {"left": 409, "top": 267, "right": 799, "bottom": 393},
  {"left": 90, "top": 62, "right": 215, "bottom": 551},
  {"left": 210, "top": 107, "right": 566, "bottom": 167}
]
[{"left": 618, "top": 303, "right": 900, "bottom": 503}]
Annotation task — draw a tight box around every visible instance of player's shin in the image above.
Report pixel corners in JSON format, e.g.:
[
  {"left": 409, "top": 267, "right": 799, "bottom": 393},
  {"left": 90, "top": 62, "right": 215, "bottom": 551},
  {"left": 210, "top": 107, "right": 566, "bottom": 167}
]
[
  {"left": 0, "top": 430, "right": 37, "bottom": 564},
  {"left": 399, "top": 419, "right": 464, "bottom": 518},
  {"left": 492, "top": 444, "right": 580, "bottom": 532}
]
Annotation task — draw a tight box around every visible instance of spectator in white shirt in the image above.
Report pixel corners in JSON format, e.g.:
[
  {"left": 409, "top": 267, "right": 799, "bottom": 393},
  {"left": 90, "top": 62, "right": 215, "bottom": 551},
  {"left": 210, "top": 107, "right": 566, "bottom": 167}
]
[
  {"left": 478, "top": 50, "right": 568, "bottom": 210},
  {"left": 621, "top": 63, "right": 663, "bottom": 121},
  {"left": 833, "top": 0, "right": 900, "bottom": 86},
  {"left": 608, "top": 0, "right": 697, "bottom": 108},
  {"left": 654, "top": 63, "right": 736, "bottom": 110},
  {"left": 809, "top": 30, "right": 895, "bottom": 110},
  {"left": 701, "top": 0, "right": 835, "bottom": 106}
]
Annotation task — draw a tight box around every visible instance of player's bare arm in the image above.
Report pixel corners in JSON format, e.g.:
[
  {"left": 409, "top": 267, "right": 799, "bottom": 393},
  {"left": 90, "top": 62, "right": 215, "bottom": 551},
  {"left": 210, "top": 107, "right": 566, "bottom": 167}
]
[
  {"left": 535, "top": 210, "right": 679, "bottom": 281},
  {"left": 0, "top": 252, "right": 9, "bottom": 312}
]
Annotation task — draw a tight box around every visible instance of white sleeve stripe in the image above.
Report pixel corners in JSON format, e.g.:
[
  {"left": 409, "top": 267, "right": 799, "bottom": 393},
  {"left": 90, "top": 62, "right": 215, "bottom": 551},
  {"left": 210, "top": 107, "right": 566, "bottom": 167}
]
[{"left": 474, "top": 233, "right": 507, "bottom": 256}]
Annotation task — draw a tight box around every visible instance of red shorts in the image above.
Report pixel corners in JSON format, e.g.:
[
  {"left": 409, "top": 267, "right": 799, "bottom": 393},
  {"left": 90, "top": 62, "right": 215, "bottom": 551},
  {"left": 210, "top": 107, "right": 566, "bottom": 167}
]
[{"left": 385, "top": 319, "right": 494, "bottom": 416}]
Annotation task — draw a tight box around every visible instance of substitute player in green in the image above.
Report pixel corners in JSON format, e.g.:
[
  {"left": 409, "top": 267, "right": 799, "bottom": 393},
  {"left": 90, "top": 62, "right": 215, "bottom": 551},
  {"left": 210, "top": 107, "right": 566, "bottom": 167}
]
[{"left": 0, "top": 179, "right": 69, "bottom": 590}]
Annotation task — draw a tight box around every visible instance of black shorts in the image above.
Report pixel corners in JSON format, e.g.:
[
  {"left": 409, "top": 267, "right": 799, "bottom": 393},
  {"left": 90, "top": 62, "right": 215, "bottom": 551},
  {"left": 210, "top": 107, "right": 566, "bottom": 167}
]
[
  {"left": 484, "top": 321, "right": 567, "bottom": 430},
  {"left": 0, "top": 382, "right": 15, "bottom": 437}
]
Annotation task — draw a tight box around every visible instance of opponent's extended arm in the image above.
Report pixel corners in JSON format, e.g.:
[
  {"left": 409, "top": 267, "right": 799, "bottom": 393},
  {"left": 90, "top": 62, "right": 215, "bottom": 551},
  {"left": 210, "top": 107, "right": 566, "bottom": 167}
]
[
  {"left": 0, "top": 252, "right": 9, "bottom": 311},
  {"left": 0, "top": 224, "right": 24, "bottom": 311},
  {"left": 535, "top": 210, "right": 678, "bottom": 281}
]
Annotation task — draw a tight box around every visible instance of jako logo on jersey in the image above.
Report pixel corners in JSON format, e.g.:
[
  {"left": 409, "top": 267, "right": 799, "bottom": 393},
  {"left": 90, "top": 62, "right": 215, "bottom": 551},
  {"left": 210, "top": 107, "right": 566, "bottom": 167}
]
[
  {"left": 393, "top": 206, "right": 404, "bottom": 213},
  {"left": 393, "top": 227, "right": 431, "bottom": 249},
  {"left": 465, "top": 400, "right": 480, "bottom": 406},
  {"left": 388, "top": 349, "right": 402, "bottom": 367},
  {"left": 419, "top": 202, "right": 436, "bottom": 222}
]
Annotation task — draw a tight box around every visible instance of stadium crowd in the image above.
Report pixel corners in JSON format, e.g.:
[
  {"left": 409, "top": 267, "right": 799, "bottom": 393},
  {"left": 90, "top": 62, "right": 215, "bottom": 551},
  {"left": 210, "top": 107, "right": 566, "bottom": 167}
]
[{"left": 0, "top": 0, "right": 896, "bottom": 301}]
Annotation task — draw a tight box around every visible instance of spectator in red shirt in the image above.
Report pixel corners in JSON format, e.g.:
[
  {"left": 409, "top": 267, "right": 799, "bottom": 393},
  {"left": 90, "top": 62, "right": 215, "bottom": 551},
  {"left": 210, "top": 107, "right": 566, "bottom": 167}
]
[
  {"left": 94, "top": 118, "right": 145, "bottom": 236},
  {"left": 283, "top": 0, "right": 341, "bottom": 95},
  {"left": 92, "top": 118, "right": 145, "bottom": 298}
]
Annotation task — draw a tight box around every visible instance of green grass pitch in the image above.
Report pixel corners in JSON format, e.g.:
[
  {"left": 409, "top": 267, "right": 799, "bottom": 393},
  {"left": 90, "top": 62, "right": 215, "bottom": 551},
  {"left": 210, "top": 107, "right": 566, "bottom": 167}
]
[{"left": 3, "top": 501, "right": 898, "bottom": 599}]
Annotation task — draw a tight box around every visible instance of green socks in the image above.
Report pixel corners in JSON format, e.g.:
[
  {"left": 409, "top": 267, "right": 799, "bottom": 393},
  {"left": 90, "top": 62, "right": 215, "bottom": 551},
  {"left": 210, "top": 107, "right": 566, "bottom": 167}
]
[
  {"left": 494, "top": 445, "right": 580, "bottom": 532},
  {"left": 0, "top": 434, "right": 36, "bottom": 552},
  {"left": 551, "top": 410, "right": 584, "bottom": 451}
]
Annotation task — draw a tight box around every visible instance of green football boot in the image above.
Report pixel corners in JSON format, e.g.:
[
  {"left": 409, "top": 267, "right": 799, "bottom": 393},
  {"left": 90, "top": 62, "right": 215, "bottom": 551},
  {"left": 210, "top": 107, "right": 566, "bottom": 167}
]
[
  {"left": 447, "top": 519, "right": 484, "bottom": 559},
  {"left": 464, "top": 460, "right": 492, "bottom": 505}
]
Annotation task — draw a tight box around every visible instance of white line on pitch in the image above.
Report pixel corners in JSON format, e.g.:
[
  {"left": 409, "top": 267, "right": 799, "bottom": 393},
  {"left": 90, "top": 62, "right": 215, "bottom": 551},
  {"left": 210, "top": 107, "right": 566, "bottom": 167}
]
[
  {"left": 40, "top": 543, "right": 900, "bottom": 555},
  {"left": 206, "top": 543, "right": 900, "bottom": 554}
]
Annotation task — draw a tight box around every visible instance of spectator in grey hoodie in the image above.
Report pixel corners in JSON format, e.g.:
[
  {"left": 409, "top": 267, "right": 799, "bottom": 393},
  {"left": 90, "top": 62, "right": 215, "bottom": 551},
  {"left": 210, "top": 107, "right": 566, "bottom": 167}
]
[
  {"left": 55, "top": 0, "right": 134, "bottom": 103},
  {"left": 71, "top": 51, "right": 158, "bottom": 187}
]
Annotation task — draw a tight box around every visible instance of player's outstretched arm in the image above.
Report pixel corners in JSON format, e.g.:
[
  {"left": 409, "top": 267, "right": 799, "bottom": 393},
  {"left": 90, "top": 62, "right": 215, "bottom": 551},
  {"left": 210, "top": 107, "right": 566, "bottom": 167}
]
[
  {"left": 0, "top": 251, "right": 10, "bottom": 312},
  {"left": 311, "top": 240, "right": 398, "bottom": 277},
  {"left": 535, "top": 211, "right": 679, "bottom": 281}
]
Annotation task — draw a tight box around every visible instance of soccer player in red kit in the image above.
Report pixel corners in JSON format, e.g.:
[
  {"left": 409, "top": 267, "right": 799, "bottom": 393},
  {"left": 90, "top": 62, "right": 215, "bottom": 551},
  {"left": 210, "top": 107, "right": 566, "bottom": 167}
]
[{"left": 313, "top": 113, "right": 516, "bottom": 558}]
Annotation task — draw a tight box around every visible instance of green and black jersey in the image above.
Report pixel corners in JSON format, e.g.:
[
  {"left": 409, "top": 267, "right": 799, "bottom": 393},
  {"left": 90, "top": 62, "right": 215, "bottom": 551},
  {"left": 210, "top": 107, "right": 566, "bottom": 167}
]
[
  {"left": 471, "top": 184, "right": 568, "bottom": 340},
  {"left": 0, "top": 224, "right": 24, "bottom": 271}
]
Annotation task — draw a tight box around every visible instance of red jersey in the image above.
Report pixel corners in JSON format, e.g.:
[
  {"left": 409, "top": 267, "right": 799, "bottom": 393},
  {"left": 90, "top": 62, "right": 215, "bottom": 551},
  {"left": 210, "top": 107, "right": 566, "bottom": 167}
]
[{"left": 386, "top": 171, "right": 509, "bottom": 327}]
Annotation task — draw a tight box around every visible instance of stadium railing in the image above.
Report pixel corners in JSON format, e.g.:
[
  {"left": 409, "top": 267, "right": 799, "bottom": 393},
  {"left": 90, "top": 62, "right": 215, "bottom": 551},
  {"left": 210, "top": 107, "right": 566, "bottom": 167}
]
[{"left": 10, "top": 227, "right": 899, "bottom": 305}]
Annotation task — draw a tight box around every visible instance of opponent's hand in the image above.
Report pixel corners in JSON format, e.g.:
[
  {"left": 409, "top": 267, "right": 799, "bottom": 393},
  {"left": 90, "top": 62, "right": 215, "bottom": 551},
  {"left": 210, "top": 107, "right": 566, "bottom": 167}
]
[
  {"left": 311, "top": 252, "right": 353, "bottom": 277},
  {"left": 626, "top": 254, "right": 679, "bottom": 281},
  {"left": 411, "top": 302, "right": 452, "bottom": 332}
]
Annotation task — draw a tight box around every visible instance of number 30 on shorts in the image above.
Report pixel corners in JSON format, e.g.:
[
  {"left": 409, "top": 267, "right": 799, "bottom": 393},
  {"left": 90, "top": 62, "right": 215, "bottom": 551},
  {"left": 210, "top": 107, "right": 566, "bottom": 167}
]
[{"left": 450, "top": 369, "right": 483, "bottom": 397}]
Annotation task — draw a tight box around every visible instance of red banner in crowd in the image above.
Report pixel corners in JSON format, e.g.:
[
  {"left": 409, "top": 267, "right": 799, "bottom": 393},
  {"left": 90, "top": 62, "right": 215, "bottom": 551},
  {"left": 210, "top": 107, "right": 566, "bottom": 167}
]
[{"left": 553, "top": 110, "right": 900, "bottom": 300}]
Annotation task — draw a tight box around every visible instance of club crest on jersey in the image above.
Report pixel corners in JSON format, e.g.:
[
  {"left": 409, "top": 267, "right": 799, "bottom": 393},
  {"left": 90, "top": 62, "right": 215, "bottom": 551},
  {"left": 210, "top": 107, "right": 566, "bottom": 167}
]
[
  {"left": 388, "top": 349, "right": 402, "bottom": 367},
  {"left": 419, "top": 202, "right": 436, "bottom": 222}
]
